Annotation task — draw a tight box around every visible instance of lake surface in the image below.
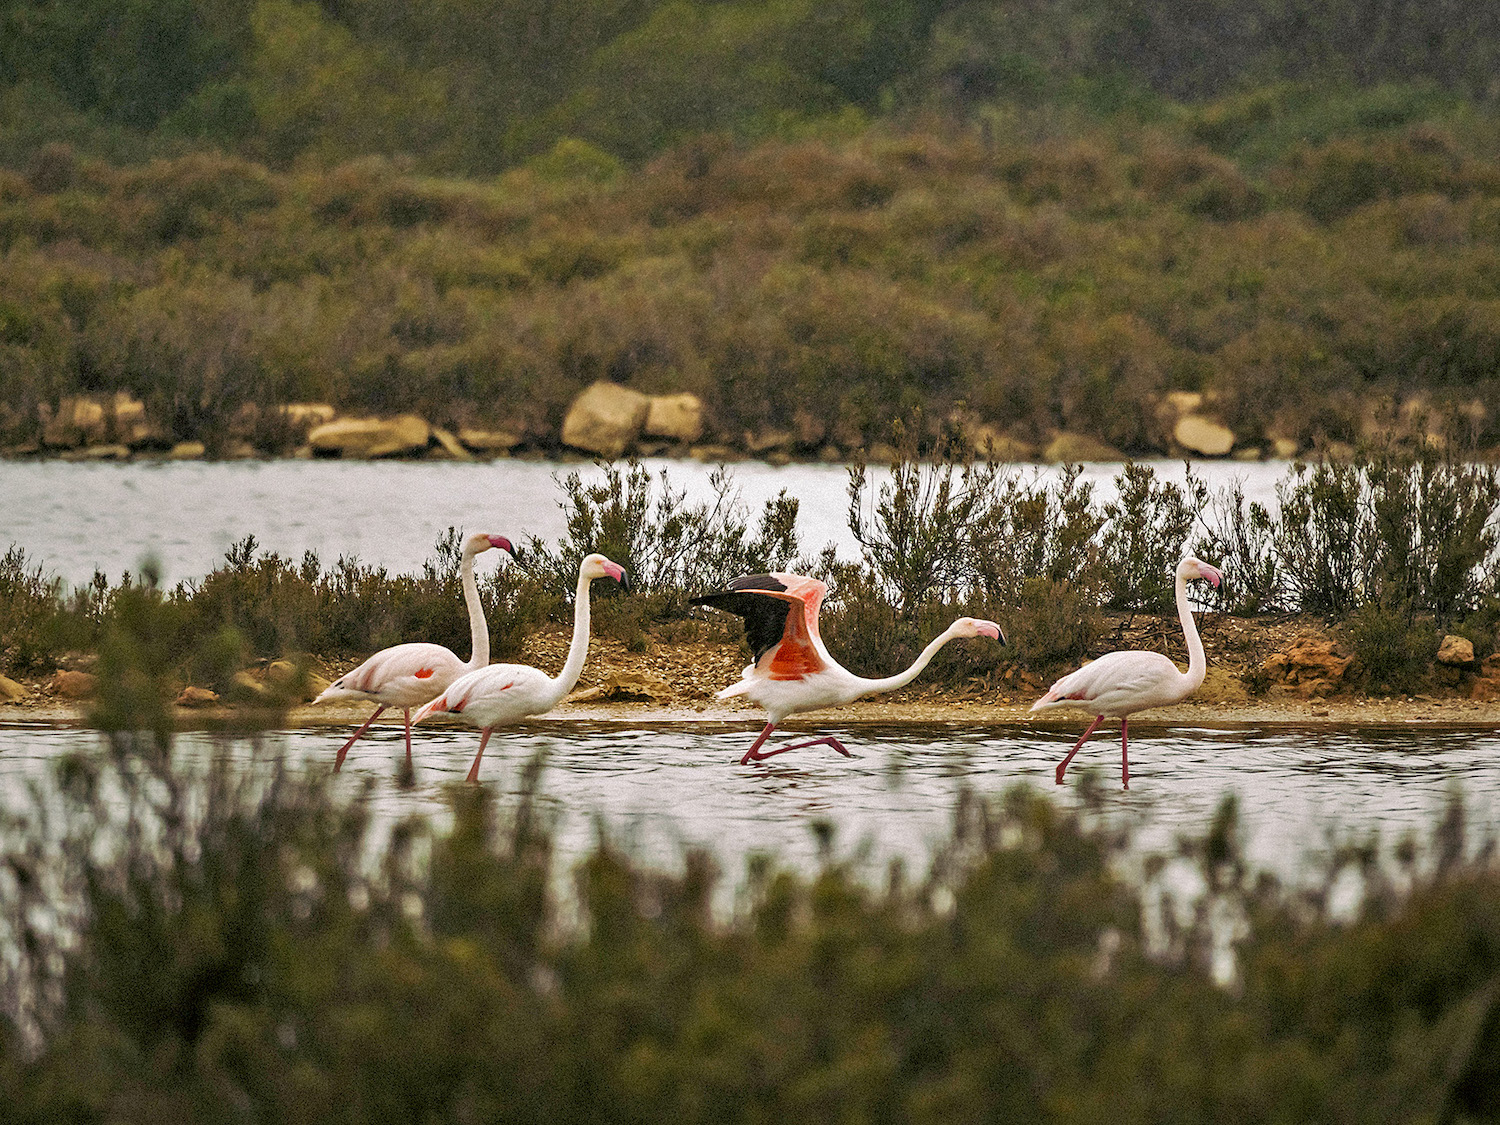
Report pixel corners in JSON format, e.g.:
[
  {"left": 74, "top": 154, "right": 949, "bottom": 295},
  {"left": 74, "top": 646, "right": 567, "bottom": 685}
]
[
  {"left": 1, "top": 457, "right": 1289, "bottom": 588},
  {"left": 3, "top": 719, "right": 1496, "bottom": 894}
]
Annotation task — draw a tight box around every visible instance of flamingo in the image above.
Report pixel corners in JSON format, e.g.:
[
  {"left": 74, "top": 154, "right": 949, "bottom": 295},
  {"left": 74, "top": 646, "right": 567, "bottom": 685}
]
[
  {"left": 692, "top": 573, "right": 1004, "bottom": 764},
  {"left": 1031, "top": 555, "right": 1223, "bottom": 790},
  {"left": 412, "top": 553, "right": 628, "bottom": 782},
  {"left": 315, "top": 532, "right": 514, "bottom": 771}
]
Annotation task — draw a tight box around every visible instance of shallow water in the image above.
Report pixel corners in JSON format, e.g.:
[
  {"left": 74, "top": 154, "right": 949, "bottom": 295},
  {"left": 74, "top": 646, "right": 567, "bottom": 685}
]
[
  {"left": 3, "top": 719, "right": 1496, "bottom": 887},
  {"left": 1, "top": 458, "right": 1288, "bottom": 588}
]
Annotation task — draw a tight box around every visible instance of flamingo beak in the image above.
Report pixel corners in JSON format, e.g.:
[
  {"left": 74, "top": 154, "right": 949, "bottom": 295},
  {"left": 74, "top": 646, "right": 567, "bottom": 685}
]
[
  {"left": 610, "top": 564, "right": 630, "bottom": 591},
  {"left": 488, "top": 535, "right": 514, "bottom": 555},
  {"left": 977, "top": 621, "right": 1004, "bottom": 642},
  {"left": 413, "top": 696, "right": 446, "bottom": 723},
  {"left": 1199, "top": 563, "right": 1223, "bottom": 588}
]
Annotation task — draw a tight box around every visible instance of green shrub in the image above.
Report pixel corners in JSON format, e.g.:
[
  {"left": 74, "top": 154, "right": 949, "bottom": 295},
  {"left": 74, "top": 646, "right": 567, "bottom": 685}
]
[
  {"left": 181, "top": 530, "right": 545, "bottom": 666},
  {"left": 1197, "top": 480, "right": 1286, "bottom": 614},
  {"left": 1275, "top": 440, "right": 1500, "bottom": 621},
  {"left": 1341, "top": 596, "right": 1438, "bottom": 695},
  {"left": 1101, "top": 461, "right": 1208, "bottom": 612},
  {"left": 1004, "top": 576, "right": 1104, "bottom": 677},
  {"left": 845, "top": 421, "right": 1002, "bottom": 620},
  {"left": 527, "top": 460, "right": 799, "bottom": 605},
  {"left": 973, "top": 463, "right": 1107, "bottom": 606},
  {"left": 1275, "top": 456, "right": 1373, "bottom": 617},
  {"left": 0, "top": 547, "right": 118, "bottom": 675}
]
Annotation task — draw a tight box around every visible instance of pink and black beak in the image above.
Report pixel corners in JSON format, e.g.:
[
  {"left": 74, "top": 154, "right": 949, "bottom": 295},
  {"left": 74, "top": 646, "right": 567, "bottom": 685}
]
[
  {"left": 488, "top": 535, "right": 520, "bottom": 561},
  {"left": 609, "top": 562, "right": 631, "bottom": 592},
  {"left": 1198, "top": 562, "right": 1223, "bottom": 588}
]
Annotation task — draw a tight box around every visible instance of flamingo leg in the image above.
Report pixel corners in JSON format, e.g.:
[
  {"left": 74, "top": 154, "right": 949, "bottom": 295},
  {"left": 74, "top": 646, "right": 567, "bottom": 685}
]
[
  {"left": 334, "top": 705, "right": 387, "bottom": 772},
  {"left": 402, "top": 707, "right": 413, "bottom": 768},
  {"left": 742, "top": 725, "right": 854, "bottom": 765},
  {"left": 744, "top": 735, "right": 852, "bottom": 762},
  {"left": 1055, "top": 714, "right": 1104, "bottom": 786},
  {"left": 1120, "top": 717, "right": 1130, "bottom": 790},
  {"left": 739, "top": 723, "right": 777, "bottom": 765},
  {"left": 466, "top": 728, "right": 494, "bottom": 783}
]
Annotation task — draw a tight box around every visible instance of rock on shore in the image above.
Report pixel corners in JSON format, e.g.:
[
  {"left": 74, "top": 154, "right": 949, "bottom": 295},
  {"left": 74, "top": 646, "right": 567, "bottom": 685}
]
[{"left": 5, "top": 386, "right": 1494, "bottom": 464}]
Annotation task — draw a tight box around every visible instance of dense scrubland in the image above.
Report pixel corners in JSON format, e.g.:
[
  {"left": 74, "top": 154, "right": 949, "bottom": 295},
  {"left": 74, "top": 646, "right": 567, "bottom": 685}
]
[
  {"left": 2, "top": 1, "right": 1500, "bottom": 455},
  {"left": 4, "top": 439, "right": 1498, "bottom": 699}
]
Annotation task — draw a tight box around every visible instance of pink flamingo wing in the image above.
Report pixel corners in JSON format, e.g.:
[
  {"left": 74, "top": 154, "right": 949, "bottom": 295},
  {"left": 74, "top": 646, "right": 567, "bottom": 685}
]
[{"left": 1047, "top": 651, "right": 1180, "bottom": 707}]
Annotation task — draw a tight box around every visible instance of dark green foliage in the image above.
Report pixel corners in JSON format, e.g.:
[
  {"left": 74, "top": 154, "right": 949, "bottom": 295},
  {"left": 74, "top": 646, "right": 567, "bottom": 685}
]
[
  {"left": 0, "top": 546, "right": 99, "bottom": 672},
  {"left": 1341, "top": 597, "right": 1440, "bottom": 695},
  {"left": 4, "top": 732, "right": 1500, "bottom": 1121},
  {"left": 522, "top": 461, "right": 800, "bottom": 631},
  {"left": 177, "top": 529, "right": 546, "bottom": 664},
  {"left": 1003, "top": 576, "right": 1103, "bottom": 677},
  {"left": 845, "top": 420, "right": 1001, "bottom": 620},
  {"left": 972, "top": 462, "right": 1106, "bottom": 605},
  {"left": 1196, "top": 481, "right": 1285, "bottom": 615},
  {"left": 1275, "top": 458, "right": 1369, "bottom": 618},
  {"left": 87, "top": 562, "right": 223, "bottom": 749},
  {"left": 1100, "top": 462, "right": 1207, "bottom": 613},
  {"left": 1275, "top": 442, "right": 1500, "bottom": 621},
  {"left": 0, "top": 0, "right": 255, "bottom": 131}
]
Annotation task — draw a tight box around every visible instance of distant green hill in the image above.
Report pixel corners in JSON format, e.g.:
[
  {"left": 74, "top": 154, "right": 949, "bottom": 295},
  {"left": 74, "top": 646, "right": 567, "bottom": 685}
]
[
  {"left": 3, "top": 0, "right": 1497, "bottom": 174},
  {"left": 2, "top": 1, "right": 1499, "bottom": 457}
]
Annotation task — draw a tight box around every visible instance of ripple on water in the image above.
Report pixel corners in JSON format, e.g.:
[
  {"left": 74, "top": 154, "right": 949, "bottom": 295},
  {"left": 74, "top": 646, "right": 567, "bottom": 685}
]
[{"left": 1, "top": 721, "right": 1498, "bottom": 886}]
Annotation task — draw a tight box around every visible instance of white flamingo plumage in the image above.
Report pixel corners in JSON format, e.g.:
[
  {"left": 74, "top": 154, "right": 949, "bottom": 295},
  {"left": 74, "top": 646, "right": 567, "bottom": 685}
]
[
  {"left": 412, "top": 553, "right": 628, "bottom": 782},
  {"left": 693, "top": 572, "right": 1004, "bottom": 765},
  {"left": 1031, "top": 555, "right": 1223, "bottom": 789},
  {"left": 315, "top": 532, "right": 514, "bottom": 770}
]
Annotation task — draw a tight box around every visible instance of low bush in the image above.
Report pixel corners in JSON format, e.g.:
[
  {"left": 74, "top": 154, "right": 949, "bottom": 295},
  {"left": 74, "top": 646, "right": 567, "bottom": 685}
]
[
  {"left": 0, "top": 546, "right": 107, "bottom": 674},
  {"left": 845, "top": 419, "right": 1002, "bottom": 620},
  {"left": 1100, "top": 461, "right": 1207, "bottom": 613},
  {"left": 1196, "top": 480, "right": 1285, "bottom": 614},
  {"left": 1341, "top": 596, "right": 1440, "bottom": 695},
  {"left": 520, "top": 460, "right": 801, "bottom": 637},
  {"left": 1003, "top": 576, "right": 1104, "bottom": 677},
  {"left": 175, "top": 530, "right": 545, "bottom": 666},
  {"left": 1274, "top": 439, "right": 1500, "bottom": 620}
]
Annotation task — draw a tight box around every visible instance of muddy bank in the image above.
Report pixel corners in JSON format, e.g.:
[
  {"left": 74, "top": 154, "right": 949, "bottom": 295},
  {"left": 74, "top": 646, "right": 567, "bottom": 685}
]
[{"left": 5, "top": 615, "right": 1499, "bottom": 730}]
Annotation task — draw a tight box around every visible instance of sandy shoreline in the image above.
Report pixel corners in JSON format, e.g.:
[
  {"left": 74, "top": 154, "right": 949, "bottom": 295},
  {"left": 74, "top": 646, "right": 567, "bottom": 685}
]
[
  {"left": 5, "top": 694, "right": 1499, "bottom": 731},
  {"left": 7, "top": 616, "right": 1500, "bottom": 732}
]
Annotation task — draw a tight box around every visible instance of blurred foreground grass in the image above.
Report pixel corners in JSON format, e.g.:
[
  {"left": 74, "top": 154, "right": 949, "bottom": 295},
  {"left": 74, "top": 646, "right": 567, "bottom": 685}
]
[{"left": 0, "top": 723, "right": 1497, "bottom": 1121}]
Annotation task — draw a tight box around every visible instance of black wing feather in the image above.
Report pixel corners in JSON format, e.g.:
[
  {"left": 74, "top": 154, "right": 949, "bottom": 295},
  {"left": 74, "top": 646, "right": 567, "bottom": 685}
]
[{"left": 691, "top": 575, "right": 792, "bottom": 663}]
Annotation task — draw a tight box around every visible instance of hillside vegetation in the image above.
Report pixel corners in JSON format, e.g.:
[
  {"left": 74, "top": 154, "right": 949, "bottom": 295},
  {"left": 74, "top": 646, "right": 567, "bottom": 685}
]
[{"left": 2, "top": 1, "right": 1500, "bottom": 455}]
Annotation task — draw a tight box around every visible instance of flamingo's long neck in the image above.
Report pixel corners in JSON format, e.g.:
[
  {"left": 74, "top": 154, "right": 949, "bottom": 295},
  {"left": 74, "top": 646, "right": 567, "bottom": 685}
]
[
  {"left": 548, "top": 566, "right": 597, "bottom": 703},
  {"left": 1177, "top": 571, "right": 1207, "bottom": 695},
  {"left": 461, "top": 547, "right": 490, "bottom": 670},
  {"left": 850, "top": 626, "right": 962, "bottom": 698}
]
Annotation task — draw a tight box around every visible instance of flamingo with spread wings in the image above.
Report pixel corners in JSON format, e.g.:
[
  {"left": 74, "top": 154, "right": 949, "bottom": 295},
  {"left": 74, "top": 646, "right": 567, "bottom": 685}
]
[
  {"left": 315, "top": 532, "right": 514, "bottom": 770},
  {"left": 1032, "top": 555, "right": 1223, "bottom": 789},
  {"left": 693, "top": 573, "right": 1004, "bottom": 764}
]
